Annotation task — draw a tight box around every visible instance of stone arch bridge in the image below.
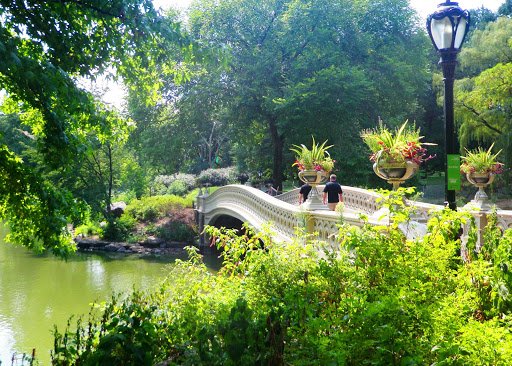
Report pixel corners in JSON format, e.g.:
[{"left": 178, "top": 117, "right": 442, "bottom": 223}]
[{"left": 195, "top": 184, "right": 512, "bottom": 248}]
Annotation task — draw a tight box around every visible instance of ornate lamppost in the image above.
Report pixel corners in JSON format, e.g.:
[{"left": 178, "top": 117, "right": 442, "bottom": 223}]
[{"left": 426, "top": 1, "right": 470, "bottom": 210}]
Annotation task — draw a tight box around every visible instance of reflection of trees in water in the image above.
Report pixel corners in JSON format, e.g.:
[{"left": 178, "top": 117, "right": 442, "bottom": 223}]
[{"left": 0, "top": 241, "right": 173, "bottom": 365}]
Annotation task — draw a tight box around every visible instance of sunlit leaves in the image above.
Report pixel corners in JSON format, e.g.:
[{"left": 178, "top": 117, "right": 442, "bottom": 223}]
[
  {"left": 455, "top": 17, "right": 512, "bottom": 153},
  {"left": 460, "top": 17, "right": 512, "bottom": 76},
  {"left": 182, "top": 0, "right": 430, "bottom": 187},
  {"left": 0, "top": 144, "right": 77, "bottom": 255},
  {"left": 0, "top": 0, "right": 190, "bottom": 253}
]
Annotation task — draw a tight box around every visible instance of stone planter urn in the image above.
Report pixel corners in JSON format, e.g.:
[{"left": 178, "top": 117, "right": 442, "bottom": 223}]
[
  {"left": 373, "top": 152, "right": 419, "bottom": 190},
  {"left": 465, "top": 172, "right": 495, "bottom": 210},
  {"left": 298, "top": 169, "right": 329, "bottom": 210}
]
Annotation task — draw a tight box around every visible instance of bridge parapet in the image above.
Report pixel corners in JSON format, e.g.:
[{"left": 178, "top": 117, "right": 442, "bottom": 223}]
[
  {"left": 277, "top": 185, "right": 382, "bottom": 215},
  {"left": 275, "top": 189, "right": 299, "bottom": 205},
  {"left": 196, "top": 184, "right": 512, "bottom": 250},
  {"left": 497, "top": 210, "right": 512, "bottom": 230},
  {"left": 340, "top": 185, "right": 381, "bottom": 214},
  {"left": 197, "top": 185, "right": 302, "bottom": 244},
  {"left": 197, "top": 185, "right": 384, "bottom": 248},
  {"left": 405, "top": 200, "right": 443, "bottom": 222}
]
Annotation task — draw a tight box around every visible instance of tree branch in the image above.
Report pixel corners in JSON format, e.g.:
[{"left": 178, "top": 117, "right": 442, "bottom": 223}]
[{"left": 461, "top": 101, "right": 503, "bottom": 135}]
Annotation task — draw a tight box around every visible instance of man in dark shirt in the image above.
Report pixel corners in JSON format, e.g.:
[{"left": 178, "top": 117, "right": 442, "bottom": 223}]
[
  {"left": 298, "top": 183, "right": 312, "bottom": 204},
  {"left": 322, "top": 174, "right": 343, "bottom": 211}
]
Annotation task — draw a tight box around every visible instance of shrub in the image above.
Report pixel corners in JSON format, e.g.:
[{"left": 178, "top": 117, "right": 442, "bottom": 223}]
[
  {"left": 53, "top": 190, "right": 512, "bottom": 365},
  {"left": 196, "top": 167, "right": 237, "bottom": 187},
  {"left": 101, "top": 215, "right": 136, "bottom": 242},
  {"left": 156, "top": 221, "right": 196, "bottom": 243},
  {"left": 124, "top": 195, "right": 188, "bottom": 222},
  {"left": 153, "top": 174, "right": 196, "bottom": 196},
  {"left": 74, "top": 221, "right": 103, "bottom": 237},
  {"left": 167, "top": 180, "right": 188, "bottom": 196},
  {"left": 52, "top": 290, "right": 175, "bottom": 366},
  {"left": 113, "top": 191, "right": 137, "bottom": 205}
]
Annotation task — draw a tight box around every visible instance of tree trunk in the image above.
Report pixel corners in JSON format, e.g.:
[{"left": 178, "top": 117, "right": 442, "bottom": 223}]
[
  {"left": 268, "top": 116, "right": 284, "bottom": 191},
  {"left": 106, "top": 142, "right": 113, "bottom": 218}
]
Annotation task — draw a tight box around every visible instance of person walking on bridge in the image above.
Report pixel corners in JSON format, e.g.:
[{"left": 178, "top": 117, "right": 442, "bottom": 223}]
[
  {"left": 298, "top": 183, "right": 312, "bottom": 204},
  {"left": 322, "top": 174, "right": 343, "bottom": 211}
]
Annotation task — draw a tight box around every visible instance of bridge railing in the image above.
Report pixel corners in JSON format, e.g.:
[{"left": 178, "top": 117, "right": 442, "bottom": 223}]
[
  {"left": 197, "top": 185, "right": 302, "bottom": 243},
  {"left": 277, "top": 185, "right": 382, "bottom": 215},
  {"left": 197, "top": 184, "right": 512, "bottom": 249},
  {"left": 197, "top": 185, "right": 385, "bottom": 247}
]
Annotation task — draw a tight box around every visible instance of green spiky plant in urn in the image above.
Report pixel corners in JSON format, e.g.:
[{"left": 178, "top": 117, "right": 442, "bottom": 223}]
[
  {"left": 290, "top": 137, "right": 335, "bottom": 210},
  {"left": 361, "top": 120, "right": 435, "bottom": 189},
  {"left": 461, "top": 143, "right": 504, "bottom": 208}
]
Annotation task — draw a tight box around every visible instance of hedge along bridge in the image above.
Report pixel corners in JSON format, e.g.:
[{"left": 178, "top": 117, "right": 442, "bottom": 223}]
[{"left": 195, "top": 184, "right": 512, "bottom": 249}]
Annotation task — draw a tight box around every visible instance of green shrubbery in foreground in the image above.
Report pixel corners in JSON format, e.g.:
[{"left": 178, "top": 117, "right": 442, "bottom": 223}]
[{"left": 53, "top": 190, "right": 512, "bottom": 365}]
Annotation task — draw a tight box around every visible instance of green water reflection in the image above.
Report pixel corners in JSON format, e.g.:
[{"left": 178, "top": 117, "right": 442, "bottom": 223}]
[{"left": 0, "top": 225, "right": 193, "bottom": 365}]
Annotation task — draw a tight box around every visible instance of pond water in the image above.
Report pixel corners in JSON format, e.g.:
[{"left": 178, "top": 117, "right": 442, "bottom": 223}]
[{"left": 0, "top": 225, "right": 213, "bottom": 365}]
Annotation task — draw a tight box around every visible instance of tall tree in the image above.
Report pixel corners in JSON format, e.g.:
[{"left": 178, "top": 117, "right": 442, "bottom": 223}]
[
  {"left": 0, "top": 0, "right": 189, "bottom": 254},
  {"left": 498, "top": 0, "right": 512, "bottom": 16},
  {"left": 455, "top": 17, "right": 512, "bottom": 181},
  {"left": 183, "top": 0, "right": 430, "bottom": 188}
]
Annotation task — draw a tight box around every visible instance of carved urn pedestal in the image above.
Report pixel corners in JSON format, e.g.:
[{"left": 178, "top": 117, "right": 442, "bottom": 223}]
[
  {"left": 298, "top": 170, "right": 329, "bottom": 211},
  {"left": 464, "top": 172, "right": 496, "bottom": 211},
  {"left": 463, "top": 172, "right": 499, "bottom": 252}
]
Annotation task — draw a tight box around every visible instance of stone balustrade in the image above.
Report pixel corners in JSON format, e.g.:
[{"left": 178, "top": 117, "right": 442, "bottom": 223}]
[
  {"left": 197, "top": 185, "right": 301, "bottom": 243},
  {"left": 496, "top": 210, "right": 512, "bottom": 230},
  {"left": 197, "top": 184, "right": 385, "bottom": 247},
  {"left": 196, "top": 184, "right": 511, "bottom": 248},
  {"left": 277, "top": 185, "right": 382, "bottom": 214}
]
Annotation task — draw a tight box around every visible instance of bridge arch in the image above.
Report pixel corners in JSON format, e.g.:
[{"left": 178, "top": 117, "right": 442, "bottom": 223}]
[
  {"left": 209, "top": 213, "right": 245, "bottom": 231},
  {"left": 196, "top": 184, "right": 512, "bottom": 250},
  {"left": 196, "top": 184, "right": 392, "bottom": 247}
]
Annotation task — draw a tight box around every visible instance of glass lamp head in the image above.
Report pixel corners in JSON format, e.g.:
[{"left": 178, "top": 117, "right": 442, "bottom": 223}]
[{"left": 427, "top": 1, "right": 470, "bottom": 52}]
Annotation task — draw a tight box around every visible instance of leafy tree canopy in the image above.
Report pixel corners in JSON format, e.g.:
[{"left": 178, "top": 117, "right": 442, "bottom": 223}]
[
  {"left": 459, "top": 17, "right": 512, "bottom": 77},
  {"left": 172, "top": 0, "right": 431, "bottom": 188},
  {"left": 456, "top": 18, "right": 512, "bottom": 146},
  {"left": 0, "top": 0, "right": 190, "bottom": 255},
  {"left": 454, "top": 16, "right": 512, "bottom": 184}
]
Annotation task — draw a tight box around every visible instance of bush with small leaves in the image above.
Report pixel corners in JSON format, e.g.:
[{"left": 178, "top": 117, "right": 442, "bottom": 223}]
[
  {"left": 153, "top": 174, "right": 196, "bottom": 196},
  {"left": 196, "top": 167, "right": 237, "bottom": 187},
  {"left": 101, "top": 215, "right": 136, "bottom": 242},
  {"left": 124, "top": 195, "right": 188, "bottom": 222},
  {"left": 167, "top": 180, "right": 189, "bottom": 196}
]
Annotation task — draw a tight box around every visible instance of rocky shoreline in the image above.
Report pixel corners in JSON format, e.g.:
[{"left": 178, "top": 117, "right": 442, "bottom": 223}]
[{"left": 75, "top": 237, "right": 194, "bottom": 257}]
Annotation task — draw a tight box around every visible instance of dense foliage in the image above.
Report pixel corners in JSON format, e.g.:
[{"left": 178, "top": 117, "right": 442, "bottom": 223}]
[
  {"left": 102, "top": 194, "right": 197, "bottom": 243},
  {"left": 454, "top": 16, "right": 512, "bottom": 192},
  {"left": 134, "top": 0, "right": 433, "bottom": 190},
  {"left": 1, "top": 0, "right": 506, "bottom": 254},
  {"left": 0, "top": 0, "right": 191, "bottom": 254},
  {"left": 152, "top": 174, "right": 197, "bottom": 196},
  {"left": 53, "top": 190, "right": 512, "bottom": 365},
  {"left": 195, "top": 167, "right": 238, "bottom": 187}
]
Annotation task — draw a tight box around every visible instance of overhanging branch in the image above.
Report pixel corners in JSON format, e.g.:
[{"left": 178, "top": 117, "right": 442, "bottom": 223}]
[{"left": 460, "top": 101, "right": 503, "bottom": 135}]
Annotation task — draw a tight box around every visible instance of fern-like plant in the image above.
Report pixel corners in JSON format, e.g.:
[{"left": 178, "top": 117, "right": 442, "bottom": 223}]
[
  {"left": 290, "top": 137, "right": 335, "bottom": 172},
  {"left": 460, "top": 143, "right": 504, "bottom": 175}
]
